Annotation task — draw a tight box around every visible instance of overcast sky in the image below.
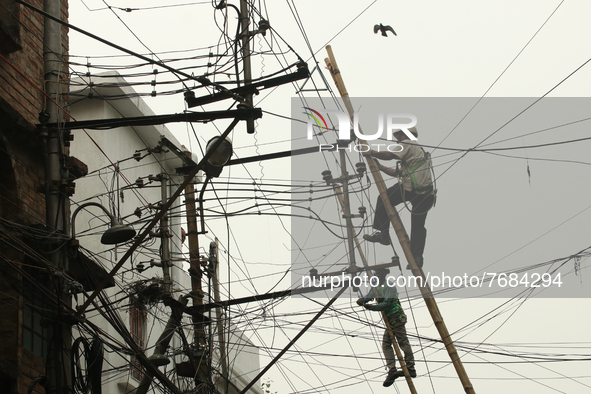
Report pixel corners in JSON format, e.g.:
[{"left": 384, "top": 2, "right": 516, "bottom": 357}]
[{"left": 68, "top": 1, "right": 591, "bottom": 393}]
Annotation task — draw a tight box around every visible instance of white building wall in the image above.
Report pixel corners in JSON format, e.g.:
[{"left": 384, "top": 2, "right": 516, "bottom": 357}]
[
  {"left": 69, "top": 74, "right": 188, "bottom": 393},
  {"left": 68, "top": 73, "right": 260, "bottom": 394}
]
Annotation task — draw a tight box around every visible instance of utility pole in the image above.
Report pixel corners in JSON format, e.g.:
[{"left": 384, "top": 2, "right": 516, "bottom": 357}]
[
  {"left": 210, "top": 240, "right": 229, "bottom": 393},
  {"left": 239, "top": 0, "right": 255, "bottom": 134},
  {"left": 159, "top": 174, "right": 172, "bottom": 295},
  {"left": 339, "top": 151, "right": 358, "bottom": 272},
  {"left": 182, "top": 156, "right": 208, "bottom": 391},
  {"left": 43, "top": 0, "right": 63, "bottom": 235},
  {"left": 42, "top": 0, "right": 71, "bottom": 392},
  {"left": 325, "top": 45, "right": 476, "bottom": 394}
]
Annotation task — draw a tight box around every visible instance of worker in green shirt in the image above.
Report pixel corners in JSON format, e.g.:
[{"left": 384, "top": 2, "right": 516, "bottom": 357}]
[{"left": 357, "top": 268, "right": 416, "bottom": 386}]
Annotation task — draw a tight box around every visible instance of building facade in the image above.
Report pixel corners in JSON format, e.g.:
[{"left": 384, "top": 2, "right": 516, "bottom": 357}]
[
  {"left": 0, "top": 0, "right": 261, "bottom": 391},
  {"left": 0, "top": 1, "right": 71, "bottom": 393},
  {"left": 68, "top": 72, "right": 262, "bottom": 394}
]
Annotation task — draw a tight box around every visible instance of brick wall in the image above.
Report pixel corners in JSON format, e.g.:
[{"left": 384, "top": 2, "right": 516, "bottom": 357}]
[
  {"left": 0, "top": 251, "right": 20, "bottom": 393},
  {"left": 0, "top": 1, "right": 70, "bottom": 393},
  {"left": 0, "top": 134, "right": 45, "bottom": 225},
  {"left": 20, "top": 349, "right": 46, "bottom": 394},
  {"left": 0, "top": 0, "right": 69, "bottom": 126},
  {"left": 0, "top": 0, "right": 71, "bottom": 225}
]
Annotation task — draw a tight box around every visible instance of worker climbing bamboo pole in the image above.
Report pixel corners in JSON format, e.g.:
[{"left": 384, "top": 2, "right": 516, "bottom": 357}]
[
  {"left": 330, "top": 182, "right": 417, "bottom": 392},
  {"left": 357, "top": 268, "right": 417, "bottom": 389},
  {"left": 324, "top": 45, "right": 475, "bottom": 394}
]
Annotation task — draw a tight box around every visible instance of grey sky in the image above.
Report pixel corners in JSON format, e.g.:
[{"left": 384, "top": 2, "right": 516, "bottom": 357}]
[{"left": 68, "top": 1, "right": 591, "bottom": 393}]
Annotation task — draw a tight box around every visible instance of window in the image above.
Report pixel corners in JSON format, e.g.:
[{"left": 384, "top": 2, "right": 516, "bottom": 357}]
[
  {"left": 0, "top": 0, "right": 22, "bottom": 54},
  {"left": 129, "top": 302, "right": 146, "bottom": 381},
  {"left": 22, "top": 285, "right": 50, "bottom": 358},
  {"left": 0, "top": 143, "right": 20, "bottom": 221}
]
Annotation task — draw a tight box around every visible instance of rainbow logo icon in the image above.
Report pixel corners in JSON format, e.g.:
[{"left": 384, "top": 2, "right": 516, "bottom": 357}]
[{"left": 303, "top": 107, "right": 328, "bottom": 133}]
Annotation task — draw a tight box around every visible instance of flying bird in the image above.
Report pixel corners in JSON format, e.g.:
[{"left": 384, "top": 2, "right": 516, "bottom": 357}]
[{"left": 374, "top": 23, "right": 397, "bottom": 37}]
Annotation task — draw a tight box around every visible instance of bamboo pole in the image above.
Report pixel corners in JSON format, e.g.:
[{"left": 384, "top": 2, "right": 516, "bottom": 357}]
[{"left": 324, "top": 45, "right": 475, "bottom": 394}]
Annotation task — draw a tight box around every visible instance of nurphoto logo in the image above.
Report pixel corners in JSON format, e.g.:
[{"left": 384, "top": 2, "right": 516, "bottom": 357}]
[{"left": 303, "top": 107, "right": 418, "bottom": 152}]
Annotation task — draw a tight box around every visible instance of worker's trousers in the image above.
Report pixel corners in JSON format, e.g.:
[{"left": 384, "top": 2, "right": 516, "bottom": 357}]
[
  {"left": 373, "top": 183, "right": 434, "bottom": 264},
  {"left": 382, "top": 313, "right": 414, "bottom": 371}
]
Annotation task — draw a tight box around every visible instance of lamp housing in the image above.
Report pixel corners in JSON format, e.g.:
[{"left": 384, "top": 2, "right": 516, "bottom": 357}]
[{"left": 205, "top": 136, "right": 233, "bottom": 177}]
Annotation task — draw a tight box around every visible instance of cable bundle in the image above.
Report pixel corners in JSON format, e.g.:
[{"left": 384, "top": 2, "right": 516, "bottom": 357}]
[{"left": 72, "top": 337, "right": 104, "bottom": 394}]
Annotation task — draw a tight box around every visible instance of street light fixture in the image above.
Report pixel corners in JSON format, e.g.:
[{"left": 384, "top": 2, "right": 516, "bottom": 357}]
[
  {"left": 195, "top": 136, "right": 234, "bottom": 234},
  {"left": 204, "top": 136, "right": 233, "bottom": 178},
  {"left": 71, "top": 202, "right": 136, "bottom": 245}
]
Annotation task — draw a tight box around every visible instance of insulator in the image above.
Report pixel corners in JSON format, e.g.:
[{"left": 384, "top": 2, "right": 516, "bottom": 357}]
[
  {"left": 38, "top": 111, "right": 50, "bottom": 124},
  {"left": 358, "top": 206, "right": 366, "bottom": 216},
  {"left": 321, "top": 170, "right": 333, "bottom": 185},
  {"left": 355, "top": 161, "right": 366, "bottom": 175},
  {"left": 259, "top": 19, "right": 270, "bottom": 30},
  {"left": 259, "top": 19, "right": 270, "bottom": 36}
]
